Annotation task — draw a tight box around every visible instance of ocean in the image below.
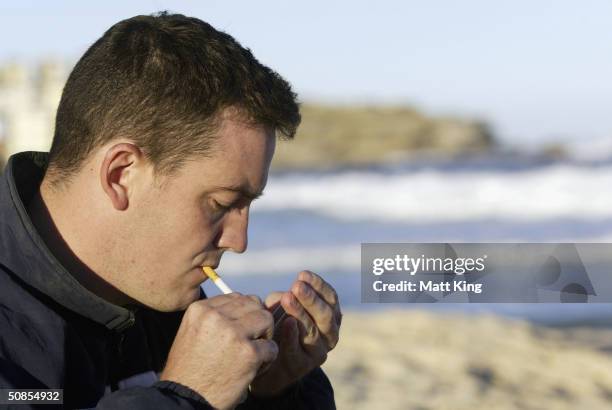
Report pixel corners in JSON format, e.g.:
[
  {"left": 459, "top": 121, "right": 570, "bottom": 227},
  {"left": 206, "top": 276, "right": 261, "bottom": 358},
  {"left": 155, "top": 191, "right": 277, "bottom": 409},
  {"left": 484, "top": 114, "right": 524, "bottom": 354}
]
[{"left": 201, "top": 153, "right": 612, "bottom": 326}]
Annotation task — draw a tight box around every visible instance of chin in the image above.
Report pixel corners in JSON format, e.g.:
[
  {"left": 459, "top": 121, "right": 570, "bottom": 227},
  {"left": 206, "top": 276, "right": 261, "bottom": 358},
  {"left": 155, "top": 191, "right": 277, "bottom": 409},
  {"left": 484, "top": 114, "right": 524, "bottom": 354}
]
[
  {"left": 171, "top": 287, "right": 203, "bottom": 311},
  {"left": 142, "top": 285, "right": 202, "bottom": 312}
]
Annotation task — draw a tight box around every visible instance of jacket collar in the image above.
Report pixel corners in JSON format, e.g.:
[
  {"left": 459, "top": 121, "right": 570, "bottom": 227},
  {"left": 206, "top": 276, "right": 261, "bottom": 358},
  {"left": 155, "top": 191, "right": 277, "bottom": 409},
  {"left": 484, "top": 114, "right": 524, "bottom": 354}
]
[{"left": 0, "top": 152, "right": 134, "bottom": 331}]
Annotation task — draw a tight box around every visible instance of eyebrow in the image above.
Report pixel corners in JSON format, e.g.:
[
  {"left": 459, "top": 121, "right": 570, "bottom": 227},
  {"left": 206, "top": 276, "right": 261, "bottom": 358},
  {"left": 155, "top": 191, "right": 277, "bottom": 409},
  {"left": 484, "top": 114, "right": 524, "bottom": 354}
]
[{"left": 215, "top": 185, "right": 264, "bottom": 201}]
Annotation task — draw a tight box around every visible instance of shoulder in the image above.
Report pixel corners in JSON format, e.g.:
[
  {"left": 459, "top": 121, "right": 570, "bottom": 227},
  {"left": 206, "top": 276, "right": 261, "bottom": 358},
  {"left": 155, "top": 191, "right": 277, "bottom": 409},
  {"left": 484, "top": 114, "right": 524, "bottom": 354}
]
[{"left": 0, "top": 265, "right": 68, "bottom": 387}]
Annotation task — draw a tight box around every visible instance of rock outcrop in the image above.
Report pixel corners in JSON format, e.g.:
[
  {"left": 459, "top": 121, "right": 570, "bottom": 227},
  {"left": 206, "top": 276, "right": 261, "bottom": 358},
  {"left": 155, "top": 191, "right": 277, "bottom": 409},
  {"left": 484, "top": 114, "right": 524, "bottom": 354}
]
[{"left": 273, "top": 105, "right": 495, "bottom": 169}]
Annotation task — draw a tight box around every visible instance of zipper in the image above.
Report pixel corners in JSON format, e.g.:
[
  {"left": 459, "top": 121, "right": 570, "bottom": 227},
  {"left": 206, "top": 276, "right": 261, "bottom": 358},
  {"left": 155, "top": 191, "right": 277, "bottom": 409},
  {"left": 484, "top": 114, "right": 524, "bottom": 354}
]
[{"left": 108, "top": 311, "right": 135, "bottom": 392}]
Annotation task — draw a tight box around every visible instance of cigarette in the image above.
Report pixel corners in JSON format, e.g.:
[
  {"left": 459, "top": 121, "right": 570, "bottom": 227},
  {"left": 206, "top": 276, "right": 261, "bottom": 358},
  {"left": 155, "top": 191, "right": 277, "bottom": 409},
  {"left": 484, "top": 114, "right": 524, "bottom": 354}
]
[
  {"left": 202, "top": 266, "right": 233, "bottom": 294},
  {"left": 202, "top": 266, "right": 287, "bottom": 328}
]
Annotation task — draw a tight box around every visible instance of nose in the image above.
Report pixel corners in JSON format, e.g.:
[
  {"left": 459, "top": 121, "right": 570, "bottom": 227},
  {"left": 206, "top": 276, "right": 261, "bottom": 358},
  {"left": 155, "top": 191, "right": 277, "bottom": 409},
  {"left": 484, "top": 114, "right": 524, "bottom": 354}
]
[{"left": 215, "top": 206, "right": 249, "bottom": 254}]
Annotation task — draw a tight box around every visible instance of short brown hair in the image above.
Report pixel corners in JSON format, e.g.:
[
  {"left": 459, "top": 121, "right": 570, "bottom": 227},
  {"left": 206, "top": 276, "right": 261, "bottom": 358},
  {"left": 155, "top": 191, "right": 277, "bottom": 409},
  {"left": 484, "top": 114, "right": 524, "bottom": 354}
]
[{"left": 48, "top": 12, "right": 300, "bottom": 184}]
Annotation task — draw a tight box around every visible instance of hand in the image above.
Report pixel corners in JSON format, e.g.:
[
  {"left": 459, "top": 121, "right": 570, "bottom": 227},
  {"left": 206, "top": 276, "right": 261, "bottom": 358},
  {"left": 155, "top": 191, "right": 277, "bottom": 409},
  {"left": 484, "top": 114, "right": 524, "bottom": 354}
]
[
  {"left": 160, "top": 293, "right": 277, "bottom": 410},
  {"left": 250, "top": 270, "right": 342, "bottom": 397}
]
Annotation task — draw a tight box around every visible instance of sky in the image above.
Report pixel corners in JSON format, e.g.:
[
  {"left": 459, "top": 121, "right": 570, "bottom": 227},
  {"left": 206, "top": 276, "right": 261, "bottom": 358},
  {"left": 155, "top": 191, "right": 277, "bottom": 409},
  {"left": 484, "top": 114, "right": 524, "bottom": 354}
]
[{"left": 1, "top": 0, "right": 612, "bottom": 145}]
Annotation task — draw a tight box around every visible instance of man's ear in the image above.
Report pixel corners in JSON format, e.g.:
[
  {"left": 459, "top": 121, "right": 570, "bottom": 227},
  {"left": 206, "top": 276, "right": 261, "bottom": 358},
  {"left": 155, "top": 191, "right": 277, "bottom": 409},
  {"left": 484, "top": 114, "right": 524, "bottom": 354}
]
[{"left": 99, "top": 143, "right": 144, "bottom": 211}]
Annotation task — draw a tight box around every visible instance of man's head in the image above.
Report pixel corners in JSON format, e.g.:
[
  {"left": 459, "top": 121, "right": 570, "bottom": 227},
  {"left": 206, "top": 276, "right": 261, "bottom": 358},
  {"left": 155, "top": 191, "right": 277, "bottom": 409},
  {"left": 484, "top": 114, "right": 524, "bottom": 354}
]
[
  {"left": 48, "top": 12, "right": 299, "bottom": 183},
  {"left": 39, "top": 13, "right": 300, "bottom": 311}
]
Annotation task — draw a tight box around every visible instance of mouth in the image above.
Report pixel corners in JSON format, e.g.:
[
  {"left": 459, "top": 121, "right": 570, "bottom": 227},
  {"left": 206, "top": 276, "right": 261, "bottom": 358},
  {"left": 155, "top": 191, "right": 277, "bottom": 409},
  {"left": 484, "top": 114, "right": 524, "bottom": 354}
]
[
  {"left": 197, "top": 262, "right": 219, "bottom": 282},
  {"left": 196, "top": 252, "right": 223, "bottom": 281}
]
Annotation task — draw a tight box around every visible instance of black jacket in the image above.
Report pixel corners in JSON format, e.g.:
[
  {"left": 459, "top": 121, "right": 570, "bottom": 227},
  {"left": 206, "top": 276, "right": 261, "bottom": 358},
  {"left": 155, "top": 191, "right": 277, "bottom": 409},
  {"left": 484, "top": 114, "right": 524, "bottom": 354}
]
[{"left": 0, "top": 152, "right": 335, "bottom": 409}]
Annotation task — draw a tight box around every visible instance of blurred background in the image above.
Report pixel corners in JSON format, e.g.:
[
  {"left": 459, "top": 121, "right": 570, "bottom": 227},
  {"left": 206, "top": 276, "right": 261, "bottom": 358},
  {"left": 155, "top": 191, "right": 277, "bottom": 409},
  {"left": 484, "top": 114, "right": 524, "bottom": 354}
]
[{"left": 2, "top": 1, "right": 612, "bottom": 408}]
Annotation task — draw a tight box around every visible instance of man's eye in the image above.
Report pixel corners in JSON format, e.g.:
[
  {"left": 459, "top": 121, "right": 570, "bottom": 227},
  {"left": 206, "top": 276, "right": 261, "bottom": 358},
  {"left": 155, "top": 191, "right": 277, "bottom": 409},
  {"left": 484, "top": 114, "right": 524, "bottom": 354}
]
[{"left": 212, "top": 200, "right": 232, "bottom": 211}]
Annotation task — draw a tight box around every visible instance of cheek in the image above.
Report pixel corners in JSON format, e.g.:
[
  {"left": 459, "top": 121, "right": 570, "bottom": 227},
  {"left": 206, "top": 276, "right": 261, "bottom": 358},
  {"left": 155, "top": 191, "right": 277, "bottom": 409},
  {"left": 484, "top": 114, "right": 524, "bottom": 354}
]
[
  {"left": 157, "top": 205, "right": 220, "bottom": 254},
  {"left": 129, "top": 203, "right": 193, "bottom": 259},
  {"left": 190, "top": 214, "right": 221, "bottom": 251},
  {"left": 133, "top": 192, "right": 220, "bottom": 263}
]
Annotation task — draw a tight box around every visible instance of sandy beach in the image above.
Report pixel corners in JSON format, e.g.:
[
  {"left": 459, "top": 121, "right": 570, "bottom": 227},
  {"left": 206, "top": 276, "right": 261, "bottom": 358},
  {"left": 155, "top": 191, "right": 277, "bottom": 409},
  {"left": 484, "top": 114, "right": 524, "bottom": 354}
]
[{"left": 322, "top": 310, "right": 612, "bottom": 410}]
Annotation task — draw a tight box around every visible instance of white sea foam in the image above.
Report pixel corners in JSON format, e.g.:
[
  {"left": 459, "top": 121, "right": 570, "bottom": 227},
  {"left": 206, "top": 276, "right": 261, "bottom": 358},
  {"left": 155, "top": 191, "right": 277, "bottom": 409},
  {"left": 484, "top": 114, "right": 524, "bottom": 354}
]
[
  {"left": 567, "top": 136, "right": 612, "bottom": 161},
  {"left": 257, "top": 164, "right": 612, "bottom": 222}
]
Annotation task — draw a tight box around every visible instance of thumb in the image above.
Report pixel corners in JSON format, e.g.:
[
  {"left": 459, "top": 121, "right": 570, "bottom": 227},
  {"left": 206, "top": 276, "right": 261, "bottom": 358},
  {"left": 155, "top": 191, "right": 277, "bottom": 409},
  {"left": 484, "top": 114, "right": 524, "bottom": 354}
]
[
  {"left": 264, "top": 291, "right": 284, "bottom": 309},
  {"left": 281, "top": 317, "right": 301, "bottom": 355}
]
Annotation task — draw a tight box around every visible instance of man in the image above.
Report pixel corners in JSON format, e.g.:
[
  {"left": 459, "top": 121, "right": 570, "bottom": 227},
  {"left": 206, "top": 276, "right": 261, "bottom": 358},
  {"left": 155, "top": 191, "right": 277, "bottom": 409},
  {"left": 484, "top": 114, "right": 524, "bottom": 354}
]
[{"left": 0, "top": 12, "right": 341, "bottom": 409}]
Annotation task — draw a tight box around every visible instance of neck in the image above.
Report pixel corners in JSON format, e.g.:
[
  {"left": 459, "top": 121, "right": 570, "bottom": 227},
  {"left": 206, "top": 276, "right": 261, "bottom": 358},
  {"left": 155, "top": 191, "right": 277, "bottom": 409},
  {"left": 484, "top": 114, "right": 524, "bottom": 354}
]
[{"left": 28, "top": 180, "right": 134, "bottom": 307}]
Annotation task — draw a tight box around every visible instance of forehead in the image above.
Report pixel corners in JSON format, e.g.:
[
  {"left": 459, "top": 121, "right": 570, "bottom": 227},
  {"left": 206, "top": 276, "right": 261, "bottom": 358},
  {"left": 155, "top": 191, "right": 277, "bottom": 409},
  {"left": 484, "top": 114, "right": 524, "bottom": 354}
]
[
  {"left": 216, "top": 116, "right": 276, "bottom": 162},
  {"left": 176, "top": 115, "right": 276, "bottom": 195}
]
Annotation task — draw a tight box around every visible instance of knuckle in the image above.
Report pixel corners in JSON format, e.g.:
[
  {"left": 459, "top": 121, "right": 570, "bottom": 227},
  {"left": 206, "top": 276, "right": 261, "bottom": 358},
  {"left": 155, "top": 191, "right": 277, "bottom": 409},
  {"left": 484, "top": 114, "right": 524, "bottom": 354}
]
[
  {"left": 291, "top": 282, "right": 302, "bottom": 296},
  {"left": 229, "top": 298, "right": 246, "bottom": 309},
  {"left": 187, "top": 300, "right": 205, "bottom": 312},
  {"left": 297, "top": 282, "right": 314, "bottom": 301},
  {"left": 204, "top": 308, "right": 223, "bottom": 326},
  {"left": 299, "top": 270, "right": 312, "bottom": 281},
  {"left": 311, "top": 272, "right": 324, "bottom": 288},
  {"left": 247, "top": 294, "right": 264, "bottom": 306},
  {"left": 330, "top": 289, "right": 339, "bottom": 305},
  {"left": 185, "top": 301, "right": 206, "bottom": 318},
  {"left": 302, "top": 269, "right": 317, "bottom": 283},
  {"left": 260, "top": 309, "right": 274, "bottom": 328}
]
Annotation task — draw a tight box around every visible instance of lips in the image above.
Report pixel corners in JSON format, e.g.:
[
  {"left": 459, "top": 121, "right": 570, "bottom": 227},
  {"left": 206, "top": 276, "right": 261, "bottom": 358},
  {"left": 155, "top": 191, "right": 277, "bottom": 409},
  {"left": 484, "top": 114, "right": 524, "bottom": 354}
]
[
  {"left": 197, "top": 262, "right": 219, "bottom": 283},
  {"left": 197, "top": 253, "right": 222, "bottom": 271}
]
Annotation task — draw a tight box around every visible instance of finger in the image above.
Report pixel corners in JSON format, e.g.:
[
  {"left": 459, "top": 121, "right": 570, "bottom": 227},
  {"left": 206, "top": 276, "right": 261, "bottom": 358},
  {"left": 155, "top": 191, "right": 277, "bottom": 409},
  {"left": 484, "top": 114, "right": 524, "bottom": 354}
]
[
  {"left": 291, "top": 281, "right": 339, "bottom": 350},
  {"left": 280, "top": 316, "right": 302, "bottom": 356},
  {"left": 196, "top": 293, "right": 243, "bottom": 309},
  {"left": 217, "top": 295, "right": 267, "bottom": 319},
  {"left": 281, "top": 294, "right": 329, "bottom": 362},
  {"left": 297, "top": 271, "right": 338, "bottom": 307},
  {"left": 240, "top": 309, "right": 275, "bottom": 340},
  {"left": 264, "top": 291, "right": 284, "bottom": 309},
  {"left": 246, "top": 294, "right": 264, "bottom": 306},
  {"left": 297, "top": 271, "right": 342, "bottom": 324},
  {"left": 251, "top": 338, "right": 279, "bottom": 365},
  {"left": 280, "top": 292, "right": 319, "bottom": 347}
]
